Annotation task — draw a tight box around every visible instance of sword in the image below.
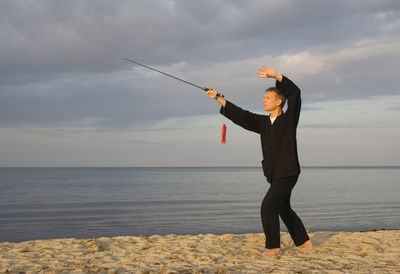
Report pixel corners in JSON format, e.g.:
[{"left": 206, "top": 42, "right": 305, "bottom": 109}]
[{"left": 123, "top": 58, "right": 224, "bottom": 98}]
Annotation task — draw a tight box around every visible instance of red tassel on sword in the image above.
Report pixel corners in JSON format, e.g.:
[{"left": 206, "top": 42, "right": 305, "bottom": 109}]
[{"left": 221, "top": 124, "right": 226, "bottom": 144}]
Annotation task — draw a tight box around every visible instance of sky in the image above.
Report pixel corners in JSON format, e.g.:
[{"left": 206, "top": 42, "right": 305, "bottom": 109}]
[{"left": 0, "top": 0, "right": 399, "bottom": 167}]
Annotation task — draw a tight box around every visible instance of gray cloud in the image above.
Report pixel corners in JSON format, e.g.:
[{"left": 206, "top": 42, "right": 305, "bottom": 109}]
[
  {"left": 1, "top": 0, "right": 399, "bottom": 74},
  {"left": 388, "top": 106, "right": 400, "bottom": 111}
]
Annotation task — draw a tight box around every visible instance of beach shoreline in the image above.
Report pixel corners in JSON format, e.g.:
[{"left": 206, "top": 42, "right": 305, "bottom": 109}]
[{"left": 1, "top": 230, "right": 399, "bottom": 273}]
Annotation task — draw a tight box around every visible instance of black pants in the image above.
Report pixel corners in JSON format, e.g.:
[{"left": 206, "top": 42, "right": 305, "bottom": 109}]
[{"left": 261, "top": 175, "right": 309, "bottom": 249}]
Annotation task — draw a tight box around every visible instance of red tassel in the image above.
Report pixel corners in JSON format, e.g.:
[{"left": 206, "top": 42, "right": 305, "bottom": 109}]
[{"left": 221, "top": 124, "right": 226, "bottom": 144}]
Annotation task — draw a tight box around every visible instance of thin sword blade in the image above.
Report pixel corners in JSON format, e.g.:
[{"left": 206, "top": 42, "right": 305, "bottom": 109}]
[{"left": 123, "top": 58, "right": 207, "bottom": 91}]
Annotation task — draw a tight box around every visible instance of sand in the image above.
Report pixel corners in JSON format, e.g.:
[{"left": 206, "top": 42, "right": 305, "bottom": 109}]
[{"left": 0, "top": 230, "right": 399, "bottom": 273}]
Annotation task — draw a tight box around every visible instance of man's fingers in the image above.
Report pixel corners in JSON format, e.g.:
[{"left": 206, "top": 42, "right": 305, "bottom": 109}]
[
  {"left": 256, "top": 70, "right": 265, "bottom": 75},
  {"left": 256, "top": 69, "right": 267, "bottom": 77},
  {"left": 207, "top": 88, "right": 219, "bottom": 98}
]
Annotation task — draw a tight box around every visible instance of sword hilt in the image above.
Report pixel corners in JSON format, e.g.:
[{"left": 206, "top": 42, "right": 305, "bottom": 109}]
[{"left": 203, "top": 87, "right": 224, "bottom": 98}]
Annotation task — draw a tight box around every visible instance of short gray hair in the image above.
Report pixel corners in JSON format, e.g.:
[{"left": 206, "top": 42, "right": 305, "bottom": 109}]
[{"left": 266, "top": 87, "right": 286, "bottom": 108}]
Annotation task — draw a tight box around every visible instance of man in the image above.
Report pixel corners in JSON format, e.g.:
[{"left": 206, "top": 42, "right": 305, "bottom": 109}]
[{"left": 207, "top": 66, "right": 312, "bottom": 257}]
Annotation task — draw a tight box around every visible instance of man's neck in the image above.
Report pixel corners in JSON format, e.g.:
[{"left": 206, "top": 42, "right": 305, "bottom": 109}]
[{"left": 269, "top": 108, "right": 282, "bottom": 118}]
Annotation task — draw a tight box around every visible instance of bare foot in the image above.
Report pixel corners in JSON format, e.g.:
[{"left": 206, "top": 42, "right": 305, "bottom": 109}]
[
  {"left": 299, "top": 240, "right": 313, "bottom": 248},
  {"left": 260, "top": 248, "right": 281, "bottom": 257}
]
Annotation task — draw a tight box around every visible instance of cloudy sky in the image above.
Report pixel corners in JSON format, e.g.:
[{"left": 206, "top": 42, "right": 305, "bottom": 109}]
[{"left": 0, "top": 0, "right": 399, "bottom": 167}]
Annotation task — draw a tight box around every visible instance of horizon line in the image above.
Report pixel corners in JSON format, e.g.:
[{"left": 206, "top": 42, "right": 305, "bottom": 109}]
[{"left": 1, "top": 165, "right": 399, "bottom": 169}]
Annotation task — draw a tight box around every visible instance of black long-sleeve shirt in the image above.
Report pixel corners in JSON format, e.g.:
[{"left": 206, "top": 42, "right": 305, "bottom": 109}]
[{"left": 220, "top": 75, "right": 301, "bottom": 183}]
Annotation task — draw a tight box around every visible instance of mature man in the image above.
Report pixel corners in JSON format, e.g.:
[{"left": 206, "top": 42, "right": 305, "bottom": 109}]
[{"left": 207, "top": 66, "right": 312, "bottom": 257}]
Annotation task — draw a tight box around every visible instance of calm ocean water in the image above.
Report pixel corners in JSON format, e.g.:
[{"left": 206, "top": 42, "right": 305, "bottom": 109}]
[{"left": 0, "top": 167, "right": 399, "bottom": 242}]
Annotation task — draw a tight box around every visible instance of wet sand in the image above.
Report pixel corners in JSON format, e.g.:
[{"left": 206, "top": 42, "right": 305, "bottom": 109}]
[{"left": 1, "top": 230, "right": 399, "bottom": 273}]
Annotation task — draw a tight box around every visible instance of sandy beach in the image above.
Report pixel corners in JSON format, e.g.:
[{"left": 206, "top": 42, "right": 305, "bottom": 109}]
[{"left": 0, "top": 230, "right": 399, "bottom": 273}]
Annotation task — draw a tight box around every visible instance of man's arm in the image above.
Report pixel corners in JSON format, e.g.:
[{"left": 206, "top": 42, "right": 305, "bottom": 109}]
[
  {"left": 257, "top": 66, "right": 301, "bottom": 126},
  {"left": 207, "top": 89, "right": 263, "bottom": 134},
  {"left": 276, "top": 76, "right": 301, "bottom": 126}
]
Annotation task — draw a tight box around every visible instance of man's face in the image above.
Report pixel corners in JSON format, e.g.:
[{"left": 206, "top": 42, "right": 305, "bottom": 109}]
[{"left": 263, "top": 91, "right": 281, "bottom": 112}]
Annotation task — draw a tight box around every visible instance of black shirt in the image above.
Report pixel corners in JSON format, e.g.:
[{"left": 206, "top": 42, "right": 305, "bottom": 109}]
[{"left": 220, "top": 75, "right": 301, "bottom": 183}]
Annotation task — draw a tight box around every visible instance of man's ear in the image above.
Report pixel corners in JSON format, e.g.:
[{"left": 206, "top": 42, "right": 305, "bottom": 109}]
[{"left": 277, "top": 98, "right": 282, "bottom": 107}]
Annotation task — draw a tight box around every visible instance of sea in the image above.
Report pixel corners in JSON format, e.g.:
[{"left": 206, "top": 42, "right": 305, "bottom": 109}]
[{"left": 0, "top": 167, "right": 399, "bottom": 242}]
